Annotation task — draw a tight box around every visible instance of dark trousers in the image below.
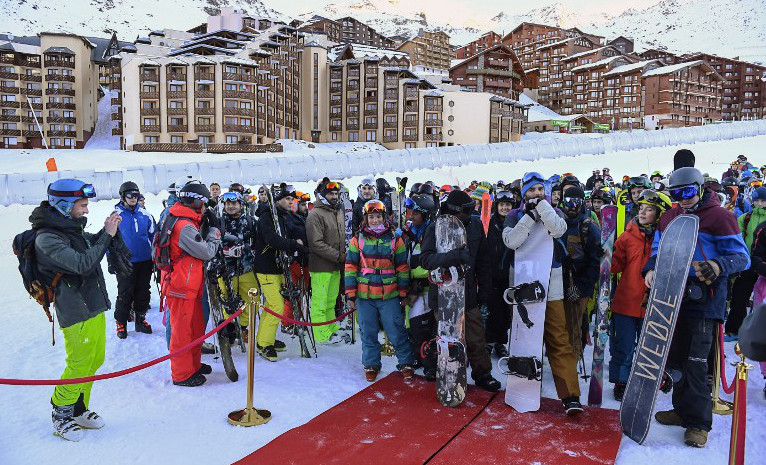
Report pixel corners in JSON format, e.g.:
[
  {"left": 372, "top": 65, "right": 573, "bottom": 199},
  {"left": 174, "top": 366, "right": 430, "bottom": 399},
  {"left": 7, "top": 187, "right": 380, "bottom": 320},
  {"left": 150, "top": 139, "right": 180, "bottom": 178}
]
[
  {"left": 409, "top": 311, "right": 437, "bottom": 373},
  {"left": 485, "top": 286, "right": 511, "bottom": 345},
  {"left": 725, "top": 269, "right": 757, "bottom": 334},
  {"left": 667, "top": 316, "right": 715, "bottom": 431},
  {"left": 465, "top": 306, "right": 492, "bottom": 380},
  {"left": 608, "top": 313, "right": 642, "bottom": 384},
  {"left": 114, "top": 260, "right": 154, "bottom": 324}
]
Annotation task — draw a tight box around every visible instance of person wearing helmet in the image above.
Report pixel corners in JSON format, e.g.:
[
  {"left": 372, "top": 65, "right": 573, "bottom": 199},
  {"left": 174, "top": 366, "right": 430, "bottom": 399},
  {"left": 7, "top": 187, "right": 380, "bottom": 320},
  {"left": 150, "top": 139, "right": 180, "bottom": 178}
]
[
  {"left": 585, "top": 169, "right": 601, "bottom": 190},
  {"left": 162, "top": 181, "right": 221, "bottom": 387},
  {"left": 650, "top": 171, "right": 663, "bottom": 185},
  {"left": 644, "top": 167, "right": 749, "bottom": 447},
  {"left": 609, "top": 189, "right": 672, "bottom": 401},
  {"left": 353, "top": 177, "right": 379, "bottom": 235},
  {"left": 601, "top": 167, "right": 614, "bottom": 186},
  {"left": 484, "top": 191, "right": 517, "bottom": 359},
  {"left": 401, "top": 194, "right": 437, "bottom": 379},
  {"left": 591, "top": 188, "right": 613, "bottom": 220},
  {"left": 616, "top": 176, "right": 652, "bottom": 238},
  {"left": 113, "top": 181, "right": 156, "bottom": 339},
  {"left": 31, "top": 179, "right": 121, "bottom": 441},
  {"left": 306, "top": 178, "right": 347, "bottom": 344},
  {"left": 421, "top": 190, "right": 501, "bottom": 393},
  {"left": 726, "top": 186, "right": 766, "bottom": 340},
  {"left": 503, "top": 172, "right": 583, "bottom": 414},
  {"left": 345, "top": 199, "right": 414, "bottom": 382}
]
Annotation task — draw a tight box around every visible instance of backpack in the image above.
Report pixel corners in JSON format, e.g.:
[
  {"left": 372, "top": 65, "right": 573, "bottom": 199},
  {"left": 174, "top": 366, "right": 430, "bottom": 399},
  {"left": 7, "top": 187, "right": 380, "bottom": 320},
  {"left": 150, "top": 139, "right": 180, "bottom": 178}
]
[
  {"left": 152, "top": 214, "right": 187, "bottom": 273},
  {"left": 12, "top": 228, "right": 68, "bottom": 345}
]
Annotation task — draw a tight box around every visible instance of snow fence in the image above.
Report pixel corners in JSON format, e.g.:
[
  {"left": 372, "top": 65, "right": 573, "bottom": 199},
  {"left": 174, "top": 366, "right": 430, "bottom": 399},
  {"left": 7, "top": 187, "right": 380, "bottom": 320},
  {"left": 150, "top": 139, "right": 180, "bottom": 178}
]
[{"left": 2, "top": 119, "right": 766, "bottom": 207}]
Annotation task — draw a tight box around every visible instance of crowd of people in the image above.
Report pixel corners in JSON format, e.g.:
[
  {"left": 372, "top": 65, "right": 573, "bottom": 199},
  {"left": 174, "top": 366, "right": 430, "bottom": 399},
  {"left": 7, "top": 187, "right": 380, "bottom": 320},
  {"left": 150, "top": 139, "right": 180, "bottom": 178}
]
[{"left": 30, "top": 148, "right": 765, "bottom": 447}]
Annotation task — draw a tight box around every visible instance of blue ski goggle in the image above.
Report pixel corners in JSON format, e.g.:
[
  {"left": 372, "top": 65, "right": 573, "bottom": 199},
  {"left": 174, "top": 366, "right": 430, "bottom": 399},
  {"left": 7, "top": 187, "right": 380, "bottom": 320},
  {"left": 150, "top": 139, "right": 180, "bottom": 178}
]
[
  {"left": 669, "top": 185, "right": 699, "bottom": 201},
  {"left": 522, "top": 172, "right": 545, "bottom": 185},
  {"left": 561, "top": 196, "right": 584, "bottom": 210},
  {"left": 48, "top": 183, "right": 96, "bottom": 199},
  {"left": 221, "top": 191, "right": 243, "bottom": 203}
]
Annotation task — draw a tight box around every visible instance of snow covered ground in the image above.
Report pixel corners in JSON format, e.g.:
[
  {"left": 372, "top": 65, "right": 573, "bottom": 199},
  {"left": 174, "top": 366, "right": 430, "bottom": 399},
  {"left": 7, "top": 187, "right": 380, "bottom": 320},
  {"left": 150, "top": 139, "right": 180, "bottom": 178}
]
[{"left": 1, "top": 135, "right": 765, "bottom": 465}]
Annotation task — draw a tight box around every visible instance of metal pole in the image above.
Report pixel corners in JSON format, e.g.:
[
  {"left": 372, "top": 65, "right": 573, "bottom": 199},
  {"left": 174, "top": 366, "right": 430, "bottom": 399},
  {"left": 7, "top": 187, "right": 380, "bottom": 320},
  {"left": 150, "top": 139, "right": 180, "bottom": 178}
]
[
  {"left": 228, "top": 287, "right": 272, "bottom": 427},
  {"left": 26, "top": 95, "right": 48, "bottom": 149},
  {"left": 728, "top": 343, "right": 752, "bottom": 465}
]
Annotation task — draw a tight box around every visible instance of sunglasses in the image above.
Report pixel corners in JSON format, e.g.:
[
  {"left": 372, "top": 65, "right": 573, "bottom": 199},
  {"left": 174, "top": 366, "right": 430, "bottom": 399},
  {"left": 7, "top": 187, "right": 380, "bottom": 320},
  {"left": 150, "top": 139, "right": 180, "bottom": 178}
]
[
  {"left": 669, "top": 185, "right": 699, "bottom": 201},
  {"left": 561, "top": 197, "right": 584, "bottom": 209},
  {"left": 124, "top": 191, "right": 141, "bottom": 200},
  {"left": 48, "top": 183, "right": 96, "bottom": 199}
]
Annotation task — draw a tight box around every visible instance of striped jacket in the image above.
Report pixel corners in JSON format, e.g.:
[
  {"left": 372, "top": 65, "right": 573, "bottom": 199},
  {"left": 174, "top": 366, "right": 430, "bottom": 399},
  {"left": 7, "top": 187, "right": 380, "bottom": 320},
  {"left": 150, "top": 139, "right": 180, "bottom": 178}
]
[{"left": 344, "top": 227, "right": 409, "bottom": 300}]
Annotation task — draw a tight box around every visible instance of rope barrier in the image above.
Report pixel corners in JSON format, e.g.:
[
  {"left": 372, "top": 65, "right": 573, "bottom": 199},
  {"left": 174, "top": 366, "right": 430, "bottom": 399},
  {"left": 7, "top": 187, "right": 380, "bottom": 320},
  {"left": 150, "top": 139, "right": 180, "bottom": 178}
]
[
  {"left": 260, "top": 306, "right": 355, "bottom": 327},
  {"left": 0, "top": 308, "right": 243, "bottom": 386},
  {"left": 719, "top": 324, "right": 736, "bottom": 395}
]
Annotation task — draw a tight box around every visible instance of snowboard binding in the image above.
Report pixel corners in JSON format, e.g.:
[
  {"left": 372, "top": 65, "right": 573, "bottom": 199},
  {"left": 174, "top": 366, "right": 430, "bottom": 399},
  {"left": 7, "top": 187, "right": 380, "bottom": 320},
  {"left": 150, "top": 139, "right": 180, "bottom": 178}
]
[
  {"left": 503, "top": 281, "right": 545, "bottom": 329},
  {"left": 429, "top": 266, "right": 465, "bottom": 287},
  {"left": 499, "top": 355, "right": 542, "bottom": 381}
]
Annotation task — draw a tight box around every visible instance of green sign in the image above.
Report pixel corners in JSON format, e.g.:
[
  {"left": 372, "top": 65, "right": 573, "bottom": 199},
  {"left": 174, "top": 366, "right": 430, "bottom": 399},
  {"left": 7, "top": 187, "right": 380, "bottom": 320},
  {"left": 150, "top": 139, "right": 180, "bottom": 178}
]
[
  {"left": 551, "top": 120, "right": 569, "bottom": 127},
  {"left": 593, "top": 124, "right": 611, "bottom": 131}
]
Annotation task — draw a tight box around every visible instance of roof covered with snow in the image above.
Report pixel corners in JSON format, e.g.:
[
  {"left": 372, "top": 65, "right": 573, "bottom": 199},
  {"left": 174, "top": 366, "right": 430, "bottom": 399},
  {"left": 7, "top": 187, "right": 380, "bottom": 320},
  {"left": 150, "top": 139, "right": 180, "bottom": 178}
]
[
  {"left": 328, "top": 43, "right": 409, "bottom": 62},
  {"left": 603, "top": 59, "right": 660, "bottom": 77},
  {"left": 571, "top": 55, "right": 629, "bottom": 72},
  {"left": 520, "top": 93, "right": 564, "bottom": 122},
  {"left": 642, "top": 60, "right": 714, "bottom": 77}
]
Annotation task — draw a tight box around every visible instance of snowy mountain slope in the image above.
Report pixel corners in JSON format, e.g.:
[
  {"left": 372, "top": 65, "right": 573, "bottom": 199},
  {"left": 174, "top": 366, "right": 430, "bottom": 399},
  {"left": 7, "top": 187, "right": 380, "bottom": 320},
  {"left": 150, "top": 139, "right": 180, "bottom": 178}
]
[{"left": 0, "top": 0, "right": 286, "bottom": 39}]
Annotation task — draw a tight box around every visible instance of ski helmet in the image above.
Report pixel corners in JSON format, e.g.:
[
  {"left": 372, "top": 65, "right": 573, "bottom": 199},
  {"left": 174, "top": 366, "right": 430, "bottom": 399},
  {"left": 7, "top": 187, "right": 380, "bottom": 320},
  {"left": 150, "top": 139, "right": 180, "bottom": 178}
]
[
  {"left": 362, "top": 199, "right": 387, "bottom": 216},
  {"left": 406, "top": 194, "right": 436, "bottom": 217},
  {"left": 119, "top": 181, "right": 140, "bottom": 198},
  {"left": 47, "top": 178, "right": 96, "bottom": 218},
  {"left": 591, "top": 187, "right": 614, "bottom": 204},
  {"left": 752, "top": 187, "right": 766, "bottom": 202},
  {"left": 273, "top": 183, "right": 298, "bottom": 202},
  {"left": 722, "top": 176, "right": 738, "bottom": 187},
  {"left": 178, "top": 181, "right": 210, "bottom": 210},
  {"left": 668, "top": 167, "right": 704, "bottom": 189},
  {"left": 637, "top": 189, "right": 673, "bottom": 216},
  {"left": 409, "top": 182, "right": 423, "bottom": 198}
]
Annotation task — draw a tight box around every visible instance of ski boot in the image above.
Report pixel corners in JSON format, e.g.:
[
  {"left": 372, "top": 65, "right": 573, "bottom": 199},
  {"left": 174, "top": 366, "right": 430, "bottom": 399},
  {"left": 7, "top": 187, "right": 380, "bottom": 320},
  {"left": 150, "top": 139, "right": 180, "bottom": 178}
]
[
  {"left": 52, "top": 403, "right": 84, "bottom": 442},
  {"left": 562, "top": 397, "right": 584, "bottom": 416},
  {"left": 115, "top": 322, "right": 127, "bottom": 339}
]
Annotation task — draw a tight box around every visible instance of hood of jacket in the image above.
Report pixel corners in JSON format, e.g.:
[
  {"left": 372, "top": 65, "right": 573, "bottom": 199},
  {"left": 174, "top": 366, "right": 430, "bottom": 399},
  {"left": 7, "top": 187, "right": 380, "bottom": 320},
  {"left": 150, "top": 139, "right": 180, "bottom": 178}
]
[{"left": 30, "top": 201, "right": 87, "bottom": 233}]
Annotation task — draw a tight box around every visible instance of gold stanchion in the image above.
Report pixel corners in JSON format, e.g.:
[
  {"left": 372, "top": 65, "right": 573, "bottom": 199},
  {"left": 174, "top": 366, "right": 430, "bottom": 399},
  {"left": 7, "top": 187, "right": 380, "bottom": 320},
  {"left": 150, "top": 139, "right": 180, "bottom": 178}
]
[
  {"left": 381, "top": 332, "right": 395, "bottom": 356},
  {"left": 228, "top": 288, "right": 272, "bottom": 427},
  {"left": 713, "top": 327, "right": 734, "bottom": 415},
  {"left": 728, "top": 344, "right": 753, "bottom": 465}
]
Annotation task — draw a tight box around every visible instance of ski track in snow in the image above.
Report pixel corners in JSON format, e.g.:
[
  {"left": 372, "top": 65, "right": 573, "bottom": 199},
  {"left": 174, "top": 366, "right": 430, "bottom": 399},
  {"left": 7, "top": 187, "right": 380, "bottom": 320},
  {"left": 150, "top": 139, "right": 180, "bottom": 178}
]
[{"left": 1, "top": 135, "right": 766, "bottom": 464}]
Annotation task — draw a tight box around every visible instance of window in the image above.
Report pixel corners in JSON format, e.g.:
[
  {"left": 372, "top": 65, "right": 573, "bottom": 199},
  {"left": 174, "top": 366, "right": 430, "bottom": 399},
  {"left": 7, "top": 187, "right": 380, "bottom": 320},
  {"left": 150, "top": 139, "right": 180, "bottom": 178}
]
[
  {"left": 144, "top": 136, "right": 158, "bottom": 143},
  {"left": 331, "top": 132, "right": 339, "bottom": 141},
  {"left": 366, "top": 130, "right": 376, "bottom": 141},
  {"left": 226, "top": 135, "right": 238, "bottom": 144},
  {"left": 348, "top": 131, "right": 359, "bottom": 142},
  {"left": 171, "top": 135, "right": 183, "bottom": 143}
]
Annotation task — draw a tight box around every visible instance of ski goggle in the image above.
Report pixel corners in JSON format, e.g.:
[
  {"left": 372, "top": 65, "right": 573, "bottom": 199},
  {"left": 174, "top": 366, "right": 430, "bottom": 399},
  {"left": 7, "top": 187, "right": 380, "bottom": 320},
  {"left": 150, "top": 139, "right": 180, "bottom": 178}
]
[
  {"left": 405, "top": 197, "right": 430, "bottom": 213},
  {"left": 495, "top": 191, "right": 515, "bottom": 203},
  {"left": 669, "top": 184, "right": 699, "bottom": 201},
  {"left": 522, "top": 172, "right": 545, "bottom": 185},
  {"left": 124, "top": 191, "right": 141, "bottom": 200},
  {"left": 360, "top": 178, "right": 375, "bottom": 188},
  {"left": 324, "top": 182, "right": 340, "bottom": 191},
  {"left": 628, "top": 176, "right": 652, "bottom": 189},
  {"left": 750, "top": 180, "right": 763, "bottom": 188},
  {"left": 221, "top": 191, "right": 243, "bottom": 203},
  {"left": 561, "top": 196, "right": 584, "bottom": 209},
  {"left": 363, "top": 200, "right": 386, "bottom": 215},
  {"left": 48, "top": 183, "right": 96, "bottom": 199}
]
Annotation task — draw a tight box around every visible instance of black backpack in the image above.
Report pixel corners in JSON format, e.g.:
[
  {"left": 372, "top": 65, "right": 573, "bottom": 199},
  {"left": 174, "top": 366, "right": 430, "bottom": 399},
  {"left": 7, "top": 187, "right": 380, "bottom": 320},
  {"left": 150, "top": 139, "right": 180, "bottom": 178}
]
[
  {"left": 152, "top": 214, "right": 186, "bottom": 273},
  {"left": 12, "top": 228, "right": 68, "bottom": 344}
]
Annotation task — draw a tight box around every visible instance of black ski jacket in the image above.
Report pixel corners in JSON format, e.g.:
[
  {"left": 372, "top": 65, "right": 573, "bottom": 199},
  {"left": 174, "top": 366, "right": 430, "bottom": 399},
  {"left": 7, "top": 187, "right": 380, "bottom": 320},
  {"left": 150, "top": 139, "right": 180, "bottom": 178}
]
[
  {"left": 254, "top": 206, "right": 305, "bottom": 274},
  {"left": 486, "top": 213, "right": 512, "bottom": 289}
]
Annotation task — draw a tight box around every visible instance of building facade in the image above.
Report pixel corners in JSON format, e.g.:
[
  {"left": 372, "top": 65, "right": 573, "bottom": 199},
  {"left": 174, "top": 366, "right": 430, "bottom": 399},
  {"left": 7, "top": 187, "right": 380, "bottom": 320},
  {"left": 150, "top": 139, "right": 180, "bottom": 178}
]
[
  {"left": 453, "top": 31, "right": 502, "bottom": 60},
  {"left": 396, "top": 30, "right": 452, "bottom": 70},
  {"left": 502, "top": 22, "right": 604, "bottom": 71},
  {"left": 299, "top": 16, "right": 394, "bottom": 49},
  {"left": 449, "top": 45, "right": 525, "bottom": 100}
]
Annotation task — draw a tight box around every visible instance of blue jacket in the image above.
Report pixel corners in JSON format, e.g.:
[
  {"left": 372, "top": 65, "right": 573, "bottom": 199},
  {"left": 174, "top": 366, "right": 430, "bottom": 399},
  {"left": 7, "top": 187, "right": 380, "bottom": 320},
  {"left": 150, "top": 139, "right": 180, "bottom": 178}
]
[
  {"left": 645, "top": 191, "right": 749, "bottom": 321},
  {"left": 115, "top": 201, "right": 156, "bottom": 263},
  {"left": 733, "top": 197, "right": 752, "bottom": 217},
  {"left": 159, "top": 194, "right": 178, "bottom": 225}
]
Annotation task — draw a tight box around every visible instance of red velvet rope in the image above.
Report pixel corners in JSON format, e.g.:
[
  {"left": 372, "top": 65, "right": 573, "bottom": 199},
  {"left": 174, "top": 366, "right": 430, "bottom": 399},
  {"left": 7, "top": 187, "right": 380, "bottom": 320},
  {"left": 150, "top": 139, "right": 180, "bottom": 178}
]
[
  {"left": 260, "top": 306, "right": 355, "bottom": 327},
  {"left": 719, "top": 323, "right": 736, "bottom": 395},
  {"left": 0, "top": 308, "right": 243, "bottom": 386}
]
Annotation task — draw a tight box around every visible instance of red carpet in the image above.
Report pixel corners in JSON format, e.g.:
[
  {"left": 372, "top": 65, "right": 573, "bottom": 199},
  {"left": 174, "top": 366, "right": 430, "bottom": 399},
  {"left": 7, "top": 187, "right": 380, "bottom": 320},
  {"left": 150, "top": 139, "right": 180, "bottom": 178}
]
[
  {"left": 235, "top": 373, "right": 495, "bottom": 465},
  {"left": 428, "top": 395, "right": 623, "bottom": 465}
]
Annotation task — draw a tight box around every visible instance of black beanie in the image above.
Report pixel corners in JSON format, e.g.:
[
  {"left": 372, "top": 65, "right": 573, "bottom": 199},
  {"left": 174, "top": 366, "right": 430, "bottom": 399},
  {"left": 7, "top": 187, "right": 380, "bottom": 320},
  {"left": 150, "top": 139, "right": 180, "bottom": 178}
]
[
  {"left": 563, "top": 185, "right": 585, "bottom": 199},
  {"left": 674, "top": 149, "right": 695, "bottom": 170},
  {"left": 445, "top": 190, "right": 473, "bottom": 207}
]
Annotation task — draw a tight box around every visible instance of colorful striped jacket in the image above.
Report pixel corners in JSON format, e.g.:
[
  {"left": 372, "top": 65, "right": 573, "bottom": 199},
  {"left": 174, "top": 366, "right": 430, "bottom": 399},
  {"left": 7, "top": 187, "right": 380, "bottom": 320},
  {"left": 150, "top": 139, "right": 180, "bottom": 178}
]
[{"left": 344, "top": 227, "right": 409, "bottom": 300}]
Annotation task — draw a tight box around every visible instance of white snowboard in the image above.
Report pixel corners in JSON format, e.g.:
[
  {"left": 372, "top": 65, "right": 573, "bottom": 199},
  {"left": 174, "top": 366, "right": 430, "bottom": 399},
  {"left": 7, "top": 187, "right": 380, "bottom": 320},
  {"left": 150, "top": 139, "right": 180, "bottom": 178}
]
[{"left": 504, "top": 220, "right": 554, "bottom": 412}]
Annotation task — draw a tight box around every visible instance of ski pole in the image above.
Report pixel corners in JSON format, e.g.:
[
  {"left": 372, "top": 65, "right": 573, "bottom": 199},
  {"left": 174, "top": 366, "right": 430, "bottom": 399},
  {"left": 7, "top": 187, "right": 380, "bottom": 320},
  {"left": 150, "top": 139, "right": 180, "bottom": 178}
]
[{"left": 228, "top": 288, "right": 271, "bottom": 427}]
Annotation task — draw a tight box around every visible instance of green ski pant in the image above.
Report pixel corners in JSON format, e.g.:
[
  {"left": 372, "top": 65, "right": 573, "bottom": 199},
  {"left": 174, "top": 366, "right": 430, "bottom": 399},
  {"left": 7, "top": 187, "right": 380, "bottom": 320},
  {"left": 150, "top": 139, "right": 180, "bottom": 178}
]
[
  {"left": 310, "top": 271, "right": 340, "bottom": 342},
  {"left": 51, "top": 312, "right": 106, "bottom": 408}
]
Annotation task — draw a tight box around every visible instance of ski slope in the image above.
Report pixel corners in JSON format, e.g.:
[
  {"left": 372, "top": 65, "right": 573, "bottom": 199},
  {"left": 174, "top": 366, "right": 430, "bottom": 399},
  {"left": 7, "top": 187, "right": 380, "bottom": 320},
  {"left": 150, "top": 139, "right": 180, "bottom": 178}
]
[{"left": 0, "top": 135, "right": 765, "bottom": 465}]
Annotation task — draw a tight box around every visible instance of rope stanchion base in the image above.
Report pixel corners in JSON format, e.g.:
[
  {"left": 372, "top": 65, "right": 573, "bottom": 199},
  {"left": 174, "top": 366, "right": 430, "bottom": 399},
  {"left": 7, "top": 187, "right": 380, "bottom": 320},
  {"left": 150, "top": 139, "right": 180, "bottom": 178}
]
[{"left": 228, "top": 408, "right": 272, "bottom": 427}]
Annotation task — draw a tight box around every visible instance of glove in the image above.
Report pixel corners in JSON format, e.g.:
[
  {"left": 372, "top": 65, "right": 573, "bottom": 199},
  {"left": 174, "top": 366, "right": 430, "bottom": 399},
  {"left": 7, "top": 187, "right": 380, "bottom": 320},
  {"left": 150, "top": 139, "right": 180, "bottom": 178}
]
[
  {"left": 203, "top": 209, "right": 218, "bottom": 228},
  {"left": 693, "top": 260, "right": 721, "bottom": 285},
  {"left": 524, "top": 198, "right": 540, "bottom": 221},
  {"left": 222, "top": 233, "right": 239, "bottom": 244}
]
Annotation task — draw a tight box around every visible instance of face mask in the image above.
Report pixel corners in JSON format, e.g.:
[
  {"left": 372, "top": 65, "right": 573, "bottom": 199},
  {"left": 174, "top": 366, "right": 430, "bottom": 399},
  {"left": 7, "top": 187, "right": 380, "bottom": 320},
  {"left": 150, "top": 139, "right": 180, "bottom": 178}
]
[{"left": 366, "top": 223, "right": 387, "bottom": 234}]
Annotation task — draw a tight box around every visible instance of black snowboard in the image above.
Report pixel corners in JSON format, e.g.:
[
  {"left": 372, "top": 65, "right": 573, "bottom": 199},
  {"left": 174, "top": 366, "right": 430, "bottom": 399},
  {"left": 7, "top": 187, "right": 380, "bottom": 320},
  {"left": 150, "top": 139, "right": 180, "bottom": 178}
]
[
  {"left": 206, "top": 274, "right": 239, "bottom": 382},
  {"left": 620, "top": 214, "right": 699, "bottom": 444}
]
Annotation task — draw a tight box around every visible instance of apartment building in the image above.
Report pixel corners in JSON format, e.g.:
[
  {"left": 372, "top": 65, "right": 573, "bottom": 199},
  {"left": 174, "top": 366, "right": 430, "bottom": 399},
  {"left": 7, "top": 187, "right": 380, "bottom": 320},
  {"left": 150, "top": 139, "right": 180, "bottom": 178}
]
[
  {"left": 637, "top": 49, "right": 680, "bottom": 66},
  {"left": 567, "top": 52, "right": 636, "bottom": 120},
  {"left": 299, "top": 15, "right": 394, "bottom": 49},
  {"left": 502, "top": 22, "right": 604, "bottom": 71},
  {"left": 600, "top": 60, "right": 661, "bottom": 130},
  {"left": 0, "top": 32, "right": 125, "bottom": 149},
  {"left": 112, "top": 15, "right": 301, "bottom": 151},
  {"left": 453, "top": 31, "right": 502, "bottom": 60},
  {"left": 642, "top": 60, "right": 724, "bottom": 128},
  {"left": 682, "top": 52, "right": 766, "bottom": 120},
  {"left": 396, "top": 30, "right": 452, "bottom": 70},
  {"left": 607, "top": 36, "right": 634, "bottom": 55},
  {"left": 300, "top": 42, "right": 527, "bottom": 148},
  {"left": 536, "top": 36, "right": 599, "bottom": 108},
  {"left": 449, "top": 45, "right": 525, "bottom": 100}
]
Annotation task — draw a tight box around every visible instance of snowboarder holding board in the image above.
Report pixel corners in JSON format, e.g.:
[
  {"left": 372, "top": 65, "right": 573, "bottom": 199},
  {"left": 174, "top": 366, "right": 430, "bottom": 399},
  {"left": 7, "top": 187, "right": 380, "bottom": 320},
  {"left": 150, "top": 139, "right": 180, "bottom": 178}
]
[{"left": 643, "top": 167, "right": 749, "bottom": 447}]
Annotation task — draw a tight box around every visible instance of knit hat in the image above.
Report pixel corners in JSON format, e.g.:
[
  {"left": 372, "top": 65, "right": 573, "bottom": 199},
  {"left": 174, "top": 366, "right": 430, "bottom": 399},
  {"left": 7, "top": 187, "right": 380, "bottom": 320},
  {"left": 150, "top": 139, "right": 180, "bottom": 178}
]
[
  {"left": 562, "top": 185, "right": 585, "bottom": 199},
  {"left": 444, "top": 190, "right": 473, "bottom": 208},
  {"left": 521, "top": 172, "right": 545, "bottom": 197},
  {"left": 673, "top": 149, "right": 696, "bottom": 170}
]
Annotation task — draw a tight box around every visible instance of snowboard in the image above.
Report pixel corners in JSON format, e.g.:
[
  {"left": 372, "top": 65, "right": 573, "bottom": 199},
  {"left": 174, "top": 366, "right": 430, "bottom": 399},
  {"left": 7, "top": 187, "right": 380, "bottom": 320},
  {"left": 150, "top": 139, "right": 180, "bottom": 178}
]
[
  {"left": 587, "top": 205, "right": 618, "bottom": 406},
  {"left": 432, "top": 215, "right": 468, "bottom": 407},
  {"left": 620, "top": 214, "right": 699, "bottom": 444},
  {"left": 206, "top": 274, "right": 238, "bottom": 382},
  {"left": 505, "top": 220, "right": 554, "bottom": 412},
  {"left": 338, "top": 185, "right": 354, "bottom": 248}
]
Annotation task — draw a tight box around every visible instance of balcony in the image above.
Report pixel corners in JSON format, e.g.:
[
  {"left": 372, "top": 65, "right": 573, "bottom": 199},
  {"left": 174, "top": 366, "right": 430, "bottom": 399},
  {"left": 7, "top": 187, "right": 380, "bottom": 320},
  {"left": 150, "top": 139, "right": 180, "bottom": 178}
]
[
  {"left": 0, "top": 85, "right": 19, "bottom": 94},
  {"left": 404, "top": 89, "right": 419, "bottom": 99},
  {"left": 195, "top": 107, "right": 215, "bottom": 115},
  {"left": 44, "top": 60, "right": 75, "bottom": 69},
  {"left": 140, "top": 125, "right": 161, "bottom": 133},
  {"left": 424, "top": 133, "right": 443, "bottom": 141},
  {"left": 402, "top": 133, "right": 418, "bottom": 141},
  {"left": 167, "top": 72, "right": 187, "bottom": 82},
  {"left": 346, "top": 98, "right": 360, "bottom": 105},
  {"left": 347, "top": 70, "right": 360, "bottom": 78},
  {"left": 48, "top": 116, "right": 77, "bottom": 124},
  {"left": 140, "top": 108, "right": 161, "bottom": 116},
  {"left": 18, "top": 59, "right": 41, "bottom": 68},
  {"left": 364, "top": 94, "right": 378, "bottom": 103},
  {"left": 223, "top": 90, "right": 255, "bottom": 100},
  {"left": 111, "top": 97, "right": 121, "bottom": 105},
  {"left": 266, "top": 130, "right": 275, "bottom": 138},
  {"left": 382, "top": 135, "right": 398, "bottom": 143},
  {"left": 257, "top": 95, "right": 266, "bottom": 104},
  {"left": 0, "top": 128, "right": 21, "bottom": 136},
  {"left": 46, "top": 88, "right": 75, "bottom": 96},
  {"left": 330, "top": 86, "right": 342, "bottom": 94},
  {"left": 195, "top": 72, "right": 215, "bottom": 82},
  {"left": 167, "top": 108, "right": 187, "bottom": 115},
  {"left": 0, "top": 71, "right": 18, "bottom": 80},
  {"left": 46, "top": 74, "right": 75, "bottom": 82},
  {"left": 195, "top": 124, "right": 216, "bottom": 133},
  {"left": 330, "top": 124, "right": 342, "bottom": 131},
  {"left": 384, "top": 79, "right": 398, "bottom": 88},
  {"left": 363, "top": 121, "right": 378, "bottom": 129},
  {"left": 346, "top": 84, "right": 360, "bottom": 91},
  {"left": 111, "top": 113, "right": 121, "bottom": 121},
  {"left": 384, "top": 92, "right": 398, "bottom": 101},
  {"left": 403, "top": 119, "right": 418, "bottom": 128},
  {"left": 0, "top": 114, "right": 20, "bottom": 122},
  {"left": 47, "top": 130, "right": 77, "bottom": 137},
  {"left": 21, "top": 88, "right": 42, "bottom": 96},
  {"left": 140, "top": 91, "right": 159, "bottom": 100},
  {"left": 167, "top": 91, "right": 187, "bottom": 99},
  {"left": 22, "top": 129, "right": 42, "bottom": 137},
  {"left": 223, "top": 124, "right": 254, "bottom": 133},
  {"left": 365, "top": 80, "right": 378, "bottom": 89},
  {"left": 404, "top": 105, "right": 418, "bottom": 113},
  {"left": 223, "top": 72, "right": 257, "bottom": 83},
  {"left": 383, "top": 106, "right": 398, "bottom": 115},
  {"left": 167, "top": 125, "right": 188, "bottom": 132},
  {"left": 346, "top": 111, "right": 359, "bottom": 118},
  {"left": 346, "top": 123, "right": 360, "bottom": 130},
  {"left": 425, "top": 104, "right": 442, "bottom": 112},
  {"left": 195, "top": 90, "right": 215, "bottom": 99},
  {"left": 45, "top": 102, "right": 74, "bottom": 110},
  {"left": 139, "top": 72, "right": 159, "bottom": 82},
  {"left": 424, "top": 119, "right": 443, "bottom": 127},
  {"left": 330, "top": 73, "right": 343, "bottom": 80},
  {"left": 112, "top": 127, "right": 122, "bottom": 136},
  {"left": 383, "top": 121, "right": 397, "bottom": 129},
  {"left": 223, "top": 107, "right": 255, "bottom": 117}
]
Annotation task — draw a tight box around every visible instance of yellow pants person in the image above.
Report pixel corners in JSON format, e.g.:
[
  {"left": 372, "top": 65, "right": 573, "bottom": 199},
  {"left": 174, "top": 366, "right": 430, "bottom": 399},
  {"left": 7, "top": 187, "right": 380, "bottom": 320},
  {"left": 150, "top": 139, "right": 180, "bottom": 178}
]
[
  {"left": 254, "top": 273, "right": 286, "bottom": 348},
  {"left": 218, "top": 272, "right": 258, "bottom": 327}
]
